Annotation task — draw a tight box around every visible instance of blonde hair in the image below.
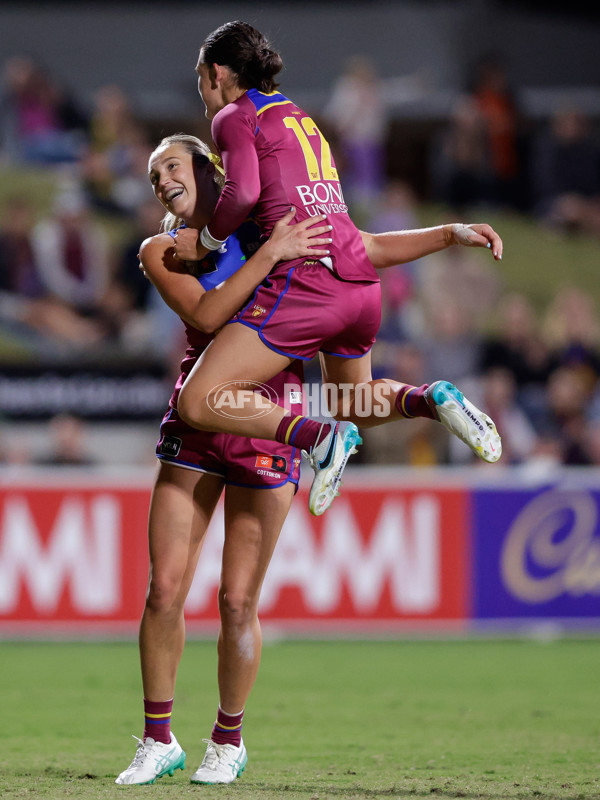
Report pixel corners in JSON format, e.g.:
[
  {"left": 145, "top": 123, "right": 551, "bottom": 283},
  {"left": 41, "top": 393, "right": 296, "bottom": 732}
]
[{"left": 150, "top": 133, "right": 224, "bottom": 232}]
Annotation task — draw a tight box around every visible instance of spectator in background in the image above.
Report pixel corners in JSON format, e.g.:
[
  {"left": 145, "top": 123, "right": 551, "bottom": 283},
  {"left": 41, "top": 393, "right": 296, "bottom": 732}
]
[
  {"left": 0, "top": 55, "right": 88, "bottom": 165},
  {"left": 33, "top": 413, "right": 96, "bottom": 466},
  {"left": 418, "top": 297, "right": 482, "bottom": 387},
  {"left": 538, "top": 366, "right": 595, "bottom": 465},
  {"left": 542, "top": 285, "right": 600, "bottom": 395},
  {"left": 467, "top": 52, "right": 527, "bottom": 210},
  {"left": 112, "top": 197, "right": 182, "bottom": 356},
  {"left": 81, "top": 84, "right": 153, "bottom": 217},
  {"left": 114, "top": 198, "right": 165, "bottom": 315},
  {"left": 430, "top": 93, "right": 492, "bottom": 211},
  {"left": 0, "top": 194, "right": 105, "bottom": 353},
  {"left": 30, "top": 185, "right": 116, "bottom": 338},
  {"left": 582, "top": 419, "right": 600, "bottom": 466},
  {"left": 480, "top": 287, "right": 600, "bottom": 466},
  {"left": 479, "top": 292, "right": 555, "bottom": 428},
  {"left": 480, "top": 292, "right": 554, "bottom": 388},
  {"left": 417, "top": 241, "right": 500, "bottom": 383},
  {"left": 0, "top": 194, "right": 44, "bottom": 299},
  {"left": 431, "top": 53, "right": 526, "bottom": 212},
  {"left": 492, "top": 286, "right": 600, "bottom": 466},
  {"left": 531, "top": 105, "right": 600, "bottom": 236},
  {"left": 323, "top": 55, "right": 388, "bottom": 222},
  {"left": 360, "top": 342, "right": 448, "bottom": 466}
]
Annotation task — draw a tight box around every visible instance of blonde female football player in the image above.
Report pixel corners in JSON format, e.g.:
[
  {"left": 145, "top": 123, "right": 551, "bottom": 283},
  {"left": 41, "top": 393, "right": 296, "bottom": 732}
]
[
  {"left": 171, "top": 21, "right": 503, "bottom": 518},
  {"left": 116, "top": 134, "right": 332, "bottom": 786}
]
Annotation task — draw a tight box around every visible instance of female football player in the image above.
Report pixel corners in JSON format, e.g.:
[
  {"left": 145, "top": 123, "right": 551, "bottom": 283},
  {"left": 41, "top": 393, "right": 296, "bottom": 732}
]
[{"left": 116, "top": 134, "right": 331, "bottom": 786}]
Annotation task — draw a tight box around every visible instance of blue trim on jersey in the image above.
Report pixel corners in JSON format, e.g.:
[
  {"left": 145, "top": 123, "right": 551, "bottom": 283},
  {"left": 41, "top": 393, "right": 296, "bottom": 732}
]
[
  {"left": 156, "top": 454, "right": 227, "bottom": 478},
  {"left": 224, "top": 318, "right": 311, "bottom": 361},
  {"left": 246, "top": 87, "right": 291, "bottom": 113},
  {"left": 320, "top": 347, "right": 374, "bottom": 358},
  {"left": 253, "top": 266, "right": 318, "bottom": 359},
  {"left": 257, "top": 328, "right": 313, "bottom": 361},
  {"left": 226, "top": 474, "right": 299, "bottom": 490},
  {"left": 260, "top": 266, "right": 294, "bottom": 327}
]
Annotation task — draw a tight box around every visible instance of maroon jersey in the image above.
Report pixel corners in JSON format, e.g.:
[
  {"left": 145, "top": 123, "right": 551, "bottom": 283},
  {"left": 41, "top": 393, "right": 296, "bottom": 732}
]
[{"left": 207, "top": 88, "right": 379, "bottom": 284}]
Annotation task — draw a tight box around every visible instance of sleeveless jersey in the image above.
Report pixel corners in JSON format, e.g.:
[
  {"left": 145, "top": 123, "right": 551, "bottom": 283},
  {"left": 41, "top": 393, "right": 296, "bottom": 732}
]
[{"left": 207, "top": 88, "right": 379, "bottom": 284}]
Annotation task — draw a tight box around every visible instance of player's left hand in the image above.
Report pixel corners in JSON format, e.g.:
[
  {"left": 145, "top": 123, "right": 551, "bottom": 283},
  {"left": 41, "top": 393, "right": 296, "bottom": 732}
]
[
  {"left": 172, "top": 227, "right": 209, "bottom": 261},
  {"left": 451, "top": 223, "right": 503, "bottom": 260}
]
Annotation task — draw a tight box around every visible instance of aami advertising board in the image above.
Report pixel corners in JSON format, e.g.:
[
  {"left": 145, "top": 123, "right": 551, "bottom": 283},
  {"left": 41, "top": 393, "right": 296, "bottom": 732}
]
[{"left": 0, "top": 469, "right": 598, "bottom": 636}]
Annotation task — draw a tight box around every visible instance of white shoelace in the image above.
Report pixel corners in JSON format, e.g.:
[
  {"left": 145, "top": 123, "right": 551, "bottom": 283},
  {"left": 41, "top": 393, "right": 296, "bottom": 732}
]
[
  {"left": 200, "top": 738, "right": 234, "bottom": 769},
  {"left": 127, "top": 736, "right": 150, "bottom": 768}
]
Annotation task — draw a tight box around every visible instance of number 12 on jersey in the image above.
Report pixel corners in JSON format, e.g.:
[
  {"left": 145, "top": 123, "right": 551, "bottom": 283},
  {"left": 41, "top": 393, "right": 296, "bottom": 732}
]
[{"left": 283, "top": 116, "right": 339, "bottom": 183}]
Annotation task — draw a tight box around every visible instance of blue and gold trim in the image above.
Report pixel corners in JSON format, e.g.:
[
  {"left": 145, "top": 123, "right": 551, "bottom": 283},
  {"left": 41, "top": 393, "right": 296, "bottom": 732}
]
[{"left": 247, "top": 87, "right": 293, "bottom": 115}]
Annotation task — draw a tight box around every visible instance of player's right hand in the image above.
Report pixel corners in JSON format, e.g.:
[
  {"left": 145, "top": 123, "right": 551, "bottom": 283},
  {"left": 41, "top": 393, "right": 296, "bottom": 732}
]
[{"left": 267, "top": 208, "right": 333, "bottom": 262}]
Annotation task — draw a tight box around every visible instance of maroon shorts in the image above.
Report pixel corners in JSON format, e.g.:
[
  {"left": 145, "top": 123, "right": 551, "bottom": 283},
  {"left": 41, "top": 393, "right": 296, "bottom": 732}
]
[
  {"left": 156, "top": 407, "right": 301, "bottom": 489},
  {"left": 230, "top": 260, "right": 381, "bottom": 360}
]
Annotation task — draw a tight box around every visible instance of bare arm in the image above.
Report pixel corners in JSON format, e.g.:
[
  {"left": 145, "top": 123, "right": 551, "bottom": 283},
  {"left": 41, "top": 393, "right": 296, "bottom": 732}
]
[
  {"left": 360, "top": 223, "right": 503, "bottom": 269},
  {"left": 140, "top": 211, "right": 332, "bottom": 334}
]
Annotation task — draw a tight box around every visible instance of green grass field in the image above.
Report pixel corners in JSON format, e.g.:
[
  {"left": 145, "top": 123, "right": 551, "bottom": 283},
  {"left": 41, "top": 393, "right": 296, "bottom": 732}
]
[{"left": 2, "top": 638, "right": 599, "bottom": 799}]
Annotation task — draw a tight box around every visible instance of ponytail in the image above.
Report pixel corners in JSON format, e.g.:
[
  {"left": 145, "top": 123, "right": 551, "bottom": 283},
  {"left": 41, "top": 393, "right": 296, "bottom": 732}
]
[{"left": 200, "top": 21, "right": 283, "bottom": 93}]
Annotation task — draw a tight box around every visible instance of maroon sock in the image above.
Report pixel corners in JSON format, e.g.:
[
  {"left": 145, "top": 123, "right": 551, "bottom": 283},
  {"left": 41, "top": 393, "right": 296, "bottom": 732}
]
[
  {"left": 395, "top": 384, "right": 436, "bottom": 420},
  {"left": 275, "top": 415, "right": 331, "bottom": 451},
  {"left": 211, "top": 706, "right": 244, "bottom": 747},
  {"left": 143, "top": 698, "right": 173, "bottom": 744}
]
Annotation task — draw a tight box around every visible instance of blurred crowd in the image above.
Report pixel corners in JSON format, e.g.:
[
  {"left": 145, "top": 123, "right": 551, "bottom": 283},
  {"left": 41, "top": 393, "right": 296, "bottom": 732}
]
[
  {"left": 0, "top": 56, "right": 180, "bottom": 363},
  {"left": 358, "top": 229, "right": 600, "bottom": 469},
  {"left": 1, "top": 52, "right": 600, "bottom": 469}
]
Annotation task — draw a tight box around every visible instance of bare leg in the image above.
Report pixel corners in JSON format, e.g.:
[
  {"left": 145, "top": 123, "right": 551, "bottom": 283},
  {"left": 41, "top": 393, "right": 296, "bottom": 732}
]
[
  {"left": 177, "top": 322, "right": 408, "bottom": 437},
  {"left": 178, "top": 323, "right": 419, "bottom": 436},
  {"left": 320, "top": 351, "right": 409, "bottom": 428},
  {"left": 178, "top": 323, "right": 293, "bottom": 438},
  {"left": 140, "top": 463, "right": 224, "bottom": 700},
  {"left": 216, "top": 482, "right": 295, "bottom": 712}
]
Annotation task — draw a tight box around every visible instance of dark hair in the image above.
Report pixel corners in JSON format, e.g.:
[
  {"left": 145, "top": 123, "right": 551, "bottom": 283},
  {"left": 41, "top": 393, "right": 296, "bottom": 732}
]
[{"left": 200, "top": 21, "right": 283, "bottom": 93}]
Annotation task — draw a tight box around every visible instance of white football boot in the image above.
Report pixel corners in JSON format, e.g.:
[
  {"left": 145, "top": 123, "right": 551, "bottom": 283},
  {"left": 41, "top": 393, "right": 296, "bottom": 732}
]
[
  {"left": 307, "top": 420, "right": 362, "bottom": 516},
  {"left": 115, "top": 732, "right": 185, "bottom": 785},
  {"left": 425, "top": 380, "right": 502, "bottom": 463},
  {"left": 190, "top": 738, "right": 248, "bottom": 784}
]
